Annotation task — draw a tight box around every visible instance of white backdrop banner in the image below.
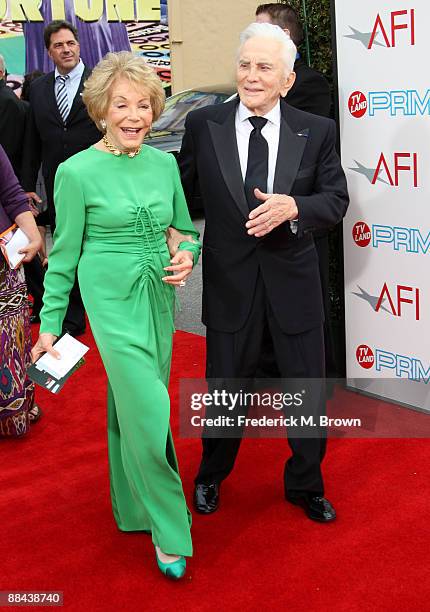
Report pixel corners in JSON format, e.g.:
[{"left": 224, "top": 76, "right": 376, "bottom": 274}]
[{"left": 334, "top": 1, "right": 429, "bottom": 411}]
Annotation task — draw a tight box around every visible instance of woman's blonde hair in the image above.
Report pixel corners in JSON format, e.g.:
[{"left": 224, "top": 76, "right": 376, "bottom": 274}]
[{"left": 82, "top": 51, "right": 165, "bottom": 130}]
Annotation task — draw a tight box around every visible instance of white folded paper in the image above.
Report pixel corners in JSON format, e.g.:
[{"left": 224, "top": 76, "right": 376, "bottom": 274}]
[
  {"left": 4, "top": 228, "right": 29, "bottom": 269},
  {"left": 35, "top": 333, "right": 89, "bottom": 380}
]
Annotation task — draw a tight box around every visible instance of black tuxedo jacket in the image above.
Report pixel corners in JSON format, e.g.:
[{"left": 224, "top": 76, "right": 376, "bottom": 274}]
[
  {"left": 178, "top": 99, "right": 349, "bottom": 335},
  {"left": 287, "top": 58, "right": 331, "bottom": 118},
  {"left": 21, "top": 67, "right": 101, "bottom": 206},
  {"left": 0, "top": 80, "right": 27, "bottom": 178}
]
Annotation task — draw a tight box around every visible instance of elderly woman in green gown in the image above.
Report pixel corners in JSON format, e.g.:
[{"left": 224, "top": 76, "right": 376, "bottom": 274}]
[{"left": 32, "top": 52, "right": 201, "bottom": 580}]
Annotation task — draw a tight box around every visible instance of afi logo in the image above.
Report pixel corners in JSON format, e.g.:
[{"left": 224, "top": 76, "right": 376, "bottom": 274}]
[
  {"left": 374, "top": 153, "right": 418, "bottom": 187},
  {"left": 352, "top": 284, "right": 421, "bottom": 320},
  {"left": 345, "top": 10, "right": 416, "bottom": 49},
  {"left": 369, "top": 10, "right": 415, "bottom": 49},
  {"left": 349, "top": 153, "right": 419, "bottom": 187},
  {"left": 375, "top": 284, "right": 420, "bottom": 320}
]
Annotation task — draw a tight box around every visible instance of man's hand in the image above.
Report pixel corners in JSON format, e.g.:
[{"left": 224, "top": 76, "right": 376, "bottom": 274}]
[
  {"left": 26, "top": 192, "right": 42, "bottom": 217},
  {"left": 245, "top": 188, "right": 298, "bottom": 237}
]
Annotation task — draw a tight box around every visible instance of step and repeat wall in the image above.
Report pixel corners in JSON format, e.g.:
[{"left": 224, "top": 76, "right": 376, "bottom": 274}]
[{"left": 334, "top": 1, "right": 429, "bottom": 411}]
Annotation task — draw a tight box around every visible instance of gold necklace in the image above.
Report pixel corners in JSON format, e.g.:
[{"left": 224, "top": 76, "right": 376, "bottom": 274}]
[{"left": 102, "top": 135, "right": 141, "bottom": 158}]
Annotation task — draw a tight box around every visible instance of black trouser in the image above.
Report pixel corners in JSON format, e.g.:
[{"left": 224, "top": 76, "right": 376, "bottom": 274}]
[
  {"left": 195, "top": 274, "right": 327, "bottom": 497},
  {"left": 23, "top": 257, "right": 45, "bottom": 316},
  {"left": 61, "top": 278, "right": 86, "bottom": 334},
  {"left": 256, "top": 233, "right": 338, "bottom": 381}
]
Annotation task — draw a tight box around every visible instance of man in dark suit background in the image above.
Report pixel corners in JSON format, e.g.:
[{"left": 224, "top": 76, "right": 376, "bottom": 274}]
[
  {"left": 178, "top": 22, "right": 348, "bottom": 521},
  {"left": 0, "top": 54, "right": 27, "bottom": 178},
  {"left": 21, "top": 20, "right": 101, "bottom": 336}
]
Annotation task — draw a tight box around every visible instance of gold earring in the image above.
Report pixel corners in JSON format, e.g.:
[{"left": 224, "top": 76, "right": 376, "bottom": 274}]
[{"left": 100, "top": 119, "right": 107, "bottom": 131}]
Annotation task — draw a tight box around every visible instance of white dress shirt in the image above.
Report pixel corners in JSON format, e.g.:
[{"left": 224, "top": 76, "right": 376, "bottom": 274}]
[
  {"left": 235, "top": 100, "right": 298, "bottom": 232},
  {"left": 235, "top": 100, "right": 280, "bottom": 194},
  {"left": 54, "top": 59, "right": 85, "bottom": 111}
]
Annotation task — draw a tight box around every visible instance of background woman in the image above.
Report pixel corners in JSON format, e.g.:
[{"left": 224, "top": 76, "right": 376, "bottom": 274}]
[
  {"left": 31, "top": 52, "right": 200, "bottom": 580},
  {"left": 0, "top": 145, "right": 42, "bottom": 437}
]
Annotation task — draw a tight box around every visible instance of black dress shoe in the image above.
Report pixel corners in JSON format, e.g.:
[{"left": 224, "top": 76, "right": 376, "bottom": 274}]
[
  {"left": 286, "top": 494, "right": 336, "bottom": 522},
  {"left": 194, "top": 483, "right": 219, "bottom": 514}
]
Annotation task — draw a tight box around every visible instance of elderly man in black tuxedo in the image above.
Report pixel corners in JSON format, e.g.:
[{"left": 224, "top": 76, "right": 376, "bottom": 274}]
[
  {"left": 178, "top": 22, "right": 348, "bottom": 521},
  {"left": 21, "top": 20, "right": 101, "bottom": 336},
  {"left": 256, "top": 3, "right": 340, "bottom": 386}
]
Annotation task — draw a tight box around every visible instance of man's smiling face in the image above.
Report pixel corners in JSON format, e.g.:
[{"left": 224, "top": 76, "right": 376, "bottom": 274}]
[{"left": 236, "top": 36, "right": 295, "bottom": 116}]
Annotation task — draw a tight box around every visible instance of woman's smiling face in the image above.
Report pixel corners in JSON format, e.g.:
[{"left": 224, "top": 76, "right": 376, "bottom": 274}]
[{"left": 104, "top": 77, "right": 153, "bottom": 151}]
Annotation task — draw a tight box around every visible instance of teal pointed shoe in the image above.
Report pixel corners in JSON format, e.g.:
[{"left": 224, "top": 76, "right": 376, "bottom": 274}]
[{"left": 155, "top": 549, "right": 186, "bottom": 580}]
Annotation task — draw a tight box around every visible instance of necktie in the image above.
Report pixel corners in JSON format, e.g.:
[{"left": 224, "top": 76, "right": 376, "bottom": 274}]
[
  {"left": 244, "top": 116, "right": 268, "bottom": 211},
  {"left": 56, "top": 75, "right": 70, "bottom": 123}
]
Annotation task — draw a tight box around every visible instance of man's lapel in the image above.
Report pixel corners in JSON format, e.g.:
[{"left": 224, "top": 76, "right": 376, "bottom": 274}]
[
  {"left": 207, "top": 100, "right": 249, "bottom": 219},
  {"left": 274, "top": 104, "right": 309, "bottom": 195},
  {"left": 46, "top": 72, "right": 63, "bottom": 125},
  {"left": 67, "top": 68, "right": 88, "bottom": 124}
]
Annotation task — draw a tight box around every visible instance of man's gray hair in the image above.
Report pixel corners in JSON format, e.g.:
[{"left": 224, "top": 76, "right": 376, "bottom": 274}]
[
  {"left": 238, "top": 22, "right": 297, "bottom": 76},
  {"left": 0, "top": 54, "right": 5, "bottom": 75}
]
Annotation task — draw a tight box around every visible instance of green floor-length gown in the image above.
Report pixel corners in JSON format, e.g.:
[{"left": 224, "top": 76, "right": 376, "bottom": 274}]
[{"left": 39, "top": 145, "right": 201, "bottom": 557}]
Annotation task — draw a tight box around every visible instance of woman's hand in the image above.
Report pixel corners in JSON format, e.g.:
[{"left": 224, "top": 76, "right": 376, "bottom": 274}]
[
  {"left": 162, "top": 250, "right": 194, "bottom": 286},
  {"left": 19, "top": 234, "right": 43, "bottom": 263},
  {"left": 14, "top": 211, "right": 43, "bottom": 264},
  {"left": 31, "top": 333, "right": 60, "bottom": 363}
]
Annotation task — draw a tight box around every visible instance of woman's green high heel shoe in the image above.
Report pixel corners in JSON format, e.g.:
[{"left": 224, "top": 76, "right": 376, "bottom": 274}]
[{"left": 155, "top": 548, "right": 186, "bottom": 580}]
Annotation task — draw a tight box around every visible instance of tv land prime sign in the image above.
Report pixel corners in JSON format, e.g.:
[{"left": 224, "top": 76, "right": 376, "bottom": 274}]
[{"left": 334, "top": 1, "right": 429, "bottom": 411}]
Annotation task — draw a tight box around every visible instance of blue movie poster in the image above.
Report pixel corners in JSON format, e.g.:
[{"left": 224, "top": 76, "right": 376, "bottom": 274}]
[{"left": 0, "top": 0, "right": 170, "bottom": 90}]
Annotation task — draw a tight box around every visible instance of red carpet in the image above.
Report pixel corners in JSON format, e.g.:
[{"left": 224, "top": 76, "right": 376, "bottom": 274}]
[{"left": 1, "top": 326, "right": 429, "bottom": 611}]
